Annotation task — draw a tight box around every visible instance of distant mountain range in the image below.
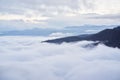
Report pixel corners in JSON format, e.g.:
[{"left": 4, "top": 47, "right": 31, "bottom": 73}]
[
  {"left": 0, "top": 28, "right": 56, "bottom": 36},
  {"left": 44, "top": 26, "right": 120, "bottom": 48},
  {"left": 0, "top": 25, "right": 117, "bottom": 36}
]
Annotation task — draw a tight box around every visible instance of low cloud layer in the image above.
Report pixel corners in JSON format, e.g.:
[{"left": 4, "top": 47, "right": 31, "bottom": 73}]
[{"left": 0, "top": 36, "right": 120, "bottom": 80}]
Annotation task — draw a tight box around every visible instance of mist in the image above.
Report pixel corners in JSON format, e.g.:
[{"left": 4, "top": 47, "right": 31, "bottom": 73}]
[{"left": 0, "top": 36, "right": 120, "bottom": 80}]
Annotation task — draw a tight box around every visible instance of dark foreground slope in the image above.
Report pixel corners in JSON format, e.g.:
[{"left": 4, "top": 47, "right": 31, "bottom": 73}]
[{"left": 44, "top": 26, "right": 120, "bottom": 48}]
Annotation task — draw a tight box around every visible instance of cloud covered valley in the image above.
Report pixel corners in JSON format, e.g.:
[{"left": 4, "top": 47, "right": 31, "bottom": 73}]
[{"left": 0, "top": 36, "right": 120, "bottom": 80}]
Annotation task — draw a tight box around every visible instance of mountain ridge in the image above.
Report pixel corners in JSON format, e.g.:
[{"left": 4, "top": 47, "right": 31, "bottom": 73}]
[
  {"left": 44, "top": 26, "right": 120, "bottom": 48},
  {"left": 0, "top": 25, "right": 116, "bottom": 36}
]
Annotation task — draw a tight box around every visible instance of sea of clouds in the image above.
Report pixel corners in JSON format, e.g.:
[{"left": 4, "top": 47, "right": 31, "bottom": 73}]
[{"left": 0, "top": 36, "right": 120, "bottom": 80}]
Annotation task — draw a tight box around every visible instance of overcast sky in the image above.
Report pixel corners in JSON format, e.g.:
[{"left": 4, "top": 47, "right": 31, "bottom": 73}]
[{"left": 0, "top": 0, "right": 120, "bottom": 30}]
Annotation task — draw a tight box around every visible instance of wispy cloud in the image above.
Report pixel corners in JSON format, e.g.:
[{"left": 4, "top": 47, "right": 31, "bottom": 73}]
[
  {"left": 88, "top": 14, "right": 120, "bottom": 20},
  {"left": 0, "top": 0, "right": 120, "bottom": 30}
]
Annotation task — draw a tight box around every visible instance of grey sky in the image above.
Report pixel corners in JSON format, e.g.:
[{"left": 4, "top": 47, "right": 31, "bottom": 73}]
[{"left": 0, "top": 0, "right": 120, "bottom": 30}]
